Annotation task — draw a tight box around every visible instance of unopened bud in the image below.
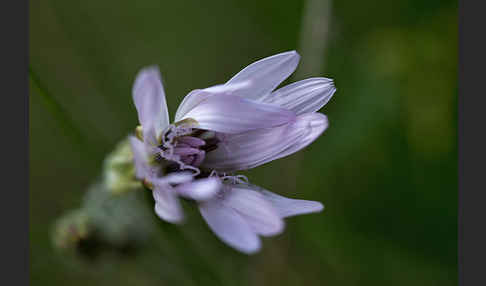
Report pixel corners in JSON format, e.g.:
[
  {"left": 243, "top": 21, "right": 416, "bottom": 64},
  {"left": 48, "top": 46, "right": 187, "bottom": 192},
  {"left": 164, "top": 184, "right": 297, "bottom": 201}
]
[{"left": 135, "top": 125, "right": 144, "bottom": 141}]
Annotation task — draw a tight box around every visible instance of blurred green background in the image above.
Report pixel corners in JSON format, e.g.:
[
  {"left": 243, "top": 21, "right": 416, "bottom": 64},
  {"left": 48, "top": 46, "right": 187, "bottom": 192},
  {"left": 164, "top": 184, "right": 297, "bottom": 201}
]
[{"left": 30, "top": 0, "right": 457, "bottom": 285}]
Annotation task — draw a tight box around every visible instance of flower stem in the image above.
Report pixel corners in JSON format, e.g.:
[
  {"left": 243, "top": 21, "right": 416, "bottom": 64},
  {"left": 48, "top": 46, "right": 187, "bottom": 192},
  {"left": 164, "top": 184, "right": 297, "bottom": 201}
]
[{"left": 294, "top": 0, "right": 333, "bottom": 79}]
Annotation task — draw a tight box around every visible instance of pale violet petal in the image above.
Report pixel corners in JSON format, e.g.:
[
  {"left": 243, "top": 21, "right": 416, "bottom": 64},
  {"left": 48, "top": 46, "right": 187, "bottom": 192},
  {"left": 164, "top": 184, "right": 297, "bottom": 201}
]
[
  {"left": 225, "top": 51, "right": 300, "bottom": 101},
  {"left": 174, "top": 81, "right": 251, "bottom": 122},
  {"left": 202, "top": 118, "right": 306, "bottom": 171},
  {"left": 202, "top": 126, "right": 297, "bottom": 171},
  {"left": 178, "top": 93, "right": 296, "bottom": 134},
  {"left": 142, "top": 122, "right": 158, "bottom": 146},
  {"left": 174, "top": 89, "right": 206, "bottom": 122},
  {"left": 203, "top": 81, "right": 251, "bottom": 94},
  {"left": 260, "top": 78, "right": 336, "bottom": 115},
  {"left": 139, "top": 141, "right": 163, "bottom": 179},
  {"left": 203, "top": 113, "right": 327, "bottom": 171},
  {"left": 269, "top": 113, "right": 328, "bottom": 161},
  {"left": 129, "top": 136, "right": 148, "bottom": 179},
  {"left": 164, "top": 172, "right": 195, "bottom": 184},
  {"left": 132, "top": 66, "right": 170, "bottom": 140},
  {"left": 175, "top": 177, "right": 222, "bottom": 201},
  {"left": 199, "top": 199, "right": 261, "bottom": 254},
  {"left": 223, "top": 186, "right": 284, "bottom": 237},
  {"left": 260, "top": 190, "right": 324, "bottom": 218},
  {"left": 152, "top": 172, "right": 194, "bottom": 186},
  {"left": 153, "top": 185, "right": 184, "bottom": 224}
]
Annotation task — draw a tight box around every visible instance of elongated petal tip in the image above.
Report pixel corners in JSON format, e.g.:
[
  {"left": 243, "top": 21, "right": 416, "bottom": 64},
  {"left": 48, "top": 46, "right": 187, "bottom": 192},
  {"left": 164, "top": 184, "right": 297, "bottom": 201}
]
[
  {"left": 267, "top": 77, "right": 336, "bottom": 114},
  {"left": 285, "top": 50, "right": 300, "bottom": 58},
  {"left": 155, "top": 202, "right": 184, "bottom": 224},
  {"left": 307, "top": 112, "right": 329, "bottom": 133},
  {"left": 270, "top": 50, "right": 300, "bottom": 61},
  {"left": 132, "top": 66, "right": 170, "bottom": 141},
  {"left": 153, "top": 186, "right": 184, "bottom": 224},
  {"left": 241, "top": 242, "right": 262, "bottom": 255},
  {"left": 225, "top": 50, "right": 301, "bottom": 101},
  {"left": 260, "top": 189, "right": 324, "bottom": 218},
  {"left": 301, "top": 200, "right": 324, "bottom": 215},
  {"left": 133, "top": 66, "right": 164, "bottom": 95}
]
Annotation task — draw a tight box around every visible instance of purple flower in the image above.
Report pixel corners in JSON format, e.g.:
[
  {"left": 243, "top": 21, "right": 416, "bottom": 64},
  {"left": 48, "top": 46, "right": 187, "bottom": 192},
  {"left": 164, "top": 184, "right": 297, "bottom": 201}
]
[
  {"left": 130, "top": 65, "right": 295, "bottom": 223},
  {"left": 129, "top": 50, "right": 335, "bottom": 253}
]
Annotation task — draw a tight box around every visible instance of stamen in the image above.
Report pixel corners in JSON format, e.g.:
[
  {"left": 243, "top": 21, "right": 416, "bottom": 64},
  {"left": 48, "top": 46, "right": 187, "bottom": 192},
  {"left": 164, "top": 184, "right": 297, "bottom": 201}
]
[
  {"left": 220, "top": 174, "right": 249, "bottom": 185},
  {"left": 173, "top": 147, "right": 201, "bottom": 156},
  {"left": 192, "top": 150, "right": 206, "bottom": 167},
  {"left": 157, "top": 124, "right": 203, "bottom": 176},
  {"left": 235, "top": 175, "right": 249, "bottom": 183},
  {"left": 154, "top": 122, "right": 226, "bottom": 179}
]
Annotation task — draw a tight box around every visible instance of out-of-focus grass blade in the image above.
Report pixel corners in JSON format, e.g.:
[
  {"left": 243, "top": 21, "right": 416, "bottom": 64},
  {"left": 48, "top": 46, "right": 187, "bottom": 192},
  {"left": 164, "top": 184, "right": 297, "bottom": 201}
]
[{"left": 29, "top": 66, "right": 87, "bottom": 153}]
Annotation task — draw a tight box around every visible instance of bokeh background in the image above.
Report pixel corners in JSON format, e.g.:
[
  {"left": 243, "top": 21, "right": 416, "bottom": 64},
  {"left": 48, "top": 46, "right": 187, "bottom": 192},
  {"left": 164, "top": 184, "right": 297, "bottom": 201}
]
[{"left": 30, "top": 0, "right": 457, "bottom": 285}]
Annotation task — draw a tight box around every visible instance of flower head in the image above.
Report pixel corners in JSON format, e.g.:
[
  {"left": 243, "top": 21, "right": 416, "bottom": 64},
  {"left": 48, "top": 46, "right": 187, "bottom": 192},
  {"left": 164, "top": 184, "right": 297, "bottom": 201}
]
[{"left": 130, "top": 50, "right": 335, "bottom": 253}]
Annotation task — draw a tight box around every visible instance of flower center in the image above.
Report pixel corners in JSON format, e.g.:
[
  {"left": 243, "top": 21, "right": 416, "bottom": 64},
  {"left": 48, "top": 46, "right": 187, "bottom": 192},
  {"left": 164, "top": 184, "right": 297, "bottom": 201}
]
[{"left": 156, "top": 124, "right": 221, "bottom": 176}]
